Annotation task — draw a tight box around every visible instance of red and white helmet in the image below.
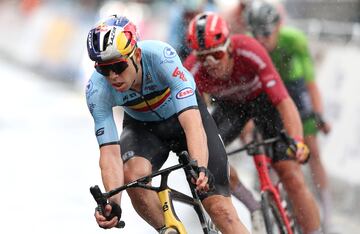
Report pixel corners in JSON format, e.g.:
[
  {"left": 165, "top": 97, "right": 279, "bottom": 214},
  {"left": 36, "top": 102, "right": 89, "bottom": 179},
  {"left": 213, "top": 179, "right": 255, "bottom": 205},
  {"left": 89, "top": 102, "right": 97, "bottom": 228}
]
[{"left": 187, "top": 12, "right": 230, "bottom": 51}]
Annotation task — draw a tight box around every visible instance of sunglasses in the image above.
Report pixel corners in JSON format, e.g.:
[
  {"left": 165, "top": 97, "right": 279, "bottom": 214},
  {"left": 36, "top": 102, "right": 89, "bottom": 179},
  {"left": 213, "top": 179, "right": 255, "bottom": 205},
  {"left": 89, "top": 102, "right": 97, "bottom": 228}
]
[
  {"left": 197, "top": 51, "right": 227, "bottom": 62},
  {"left": 95, "top": 60, "right": 129, "bottom": 76},
  {"left": 251, "top": 24, "right": 276, "bottom": 38},
  {"left": 195, "top": 39, "right": 230, "bottom": 63},
  {"left": 252, "top": 30, "right": 272, "bottom": 37}
]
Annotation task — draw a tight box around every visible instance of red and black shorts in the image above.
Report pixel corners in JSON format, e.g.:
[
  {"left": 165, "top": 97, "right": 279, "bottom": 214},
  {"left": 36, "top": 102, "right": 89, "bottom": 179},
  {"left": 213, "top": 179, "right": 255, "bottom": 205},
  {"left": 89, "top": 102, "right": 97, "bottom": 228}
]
[{"left": 211, "top": 93, "right": 292, "bottom": 162}]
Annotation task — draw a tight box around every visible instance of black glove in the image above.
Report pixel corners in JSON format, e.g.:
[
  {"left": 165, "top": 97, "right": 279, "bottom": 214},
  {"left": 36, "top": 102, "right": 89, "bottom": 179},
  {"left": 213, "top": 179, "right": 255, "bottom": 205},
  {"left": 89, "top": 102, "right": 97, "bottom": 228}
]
[
  {"left": 275, "top": 135, "right": 310, "bottom": 164},
  {"left": 313, "top": 112, "right": 326, "bottom": 129},
  {"left": 195, "top": 166, "right": 216, "bottom": 192},
  {"left": 95, "top": 201, "right": 123, "bottom": 229},
  {"left": 108, "top": 202, "right": 122, "bottom": 221},
  {"left": 286, "top": 138, "right": 310, "bottom": 164}
]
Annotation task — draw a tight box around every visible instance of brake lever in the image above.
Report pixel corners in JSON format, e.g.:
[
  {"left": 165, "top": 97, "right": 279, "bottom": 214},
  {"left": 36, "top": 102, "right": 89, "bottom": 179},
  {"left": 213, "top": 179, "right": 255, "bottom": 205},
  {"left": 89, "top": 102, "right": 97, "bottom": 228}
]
[
  {"left": 90, "top": 185, "right": 108, "bottom": 216},
  {"left": 279, "top": 131, "right": 297, "bottom": 155},
  {"left": 90, "top": 185, "right": 125, "bottom": 228}
]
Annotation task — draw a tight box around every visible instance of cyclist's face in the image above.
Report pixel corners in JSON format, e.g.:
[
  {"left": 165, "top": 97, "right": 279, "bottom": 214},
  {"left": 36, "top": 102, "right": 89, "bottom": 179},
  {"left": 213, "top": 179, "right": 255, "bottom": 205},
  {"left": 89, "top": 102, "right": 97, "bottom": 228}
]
[
  {"left": 97, "top": 49, "right": 141, "bottom": 92},
  {"left": 107, "top": 63, "right": 136, "bottom": 92},
  {"left": 202, "top": 51, "right": 232, "bottom": 79},
  {"left": 197, "top": 41, "right": 233, "bottom": 79},
  {"left": 254, "top": 25, "right": 280, "bottom": 52}
]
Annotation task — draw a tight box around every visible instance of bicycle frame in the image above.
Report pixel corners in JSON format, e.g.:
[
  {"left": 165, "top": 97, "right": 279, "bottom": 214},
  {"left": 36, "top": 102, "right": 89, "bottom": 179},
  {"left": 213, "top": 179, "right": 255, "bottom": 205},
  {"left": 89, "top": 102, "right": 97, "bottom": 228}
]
[
  {"left": 156, "top": 169, "right": 211, "bottom": 234},
  {"left": 253, "top": 153, "right": 294, "bottom": 233},
  {"left": 90, "top": 152, "right": 216, "bottom": 234},
  {"left": 227, "top": 132, "right": 297, "bottom": 234}
]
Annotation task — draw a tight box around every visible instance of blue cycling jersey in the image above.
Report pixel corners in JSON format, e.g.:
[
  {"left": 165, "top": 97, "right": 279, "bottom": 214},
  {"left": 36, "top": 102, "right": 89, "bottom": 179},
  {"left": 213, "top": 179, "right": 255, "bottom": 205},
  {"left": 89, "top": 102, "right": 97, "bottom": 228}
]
[{"left": 86, "top": 40, "right": 198, "bottom": 146}]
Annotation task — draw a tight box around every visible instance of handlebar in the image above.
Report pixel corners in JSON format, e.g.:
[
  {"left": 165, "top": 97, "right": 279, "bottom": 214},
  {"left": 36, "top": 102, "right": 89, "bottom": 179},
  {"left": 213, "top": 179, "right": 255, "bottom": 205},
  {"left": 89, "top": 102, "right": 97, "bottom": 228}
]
[
  {"left": 90, "top": 185, "right": 125, "bottom": 228},
  {"left": 178, "top": 151, "right": 199, "bottom": 180},
  {"left": 226, "top": 131, "right": 297, "bottom": 156},
  {"left": 90, "top": 151, "right": 198, "bottom": 229}
]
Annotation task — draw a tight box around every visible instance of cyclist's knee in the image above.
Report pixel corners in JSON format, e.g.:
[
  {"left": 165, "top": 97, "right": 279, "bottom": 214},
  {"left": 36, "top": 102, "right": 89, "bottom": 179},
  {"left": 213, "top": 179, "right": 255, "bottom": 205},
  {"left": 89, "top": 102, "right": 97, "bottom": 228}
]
[
  {"left": 275, "top": 162, "right": 307, "bottom": 192},
  {"left": 123, "top": 156, "right": 152, "bottom": 183},
  {"left": 203, "top": 196, "right": 239, "bottom": 223},
  {"left": 282, "top": 174, "right": 307, "bottom": 194}
]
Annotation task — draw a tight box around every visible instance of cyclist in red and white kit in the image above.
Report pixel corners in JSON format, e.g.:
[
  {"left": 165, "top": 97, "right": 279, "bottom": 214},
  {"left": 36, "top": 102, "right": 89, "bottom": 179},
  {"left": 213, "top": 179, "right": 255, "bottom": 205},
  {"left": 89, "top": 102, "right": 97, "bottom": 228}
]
[{"left": 184, "top": 12, "right": 322, "bottom": 234}]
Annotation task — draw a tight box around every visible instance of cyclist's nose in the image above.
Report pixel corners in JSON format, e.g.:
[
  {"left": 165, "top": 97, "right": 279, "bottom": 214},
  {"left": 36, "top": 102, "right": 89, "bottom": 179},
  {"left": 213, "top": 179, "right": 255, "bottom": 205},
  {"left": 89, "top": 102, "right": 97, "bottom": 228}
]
[
  {"left": 204, "top": 55, "right": 220, "bottom": 66},
  {"left": 108, "top": 71, "right": 120, "bottom": 82}
]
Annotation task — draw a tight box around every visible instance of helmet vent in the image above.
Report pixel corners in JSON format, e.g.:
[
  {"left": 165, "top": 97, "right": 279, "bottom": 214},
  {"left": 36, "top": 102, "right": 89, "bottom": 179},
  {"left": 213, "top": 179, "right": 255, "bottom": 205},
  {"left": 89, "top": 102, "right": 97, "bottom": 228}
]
[
  {"left": 93, "top": 31, "right": 99, "bottom": 52},
  {"left": 102, "top": 31, "right": 111, "bottom": 51},
  {"left": 199, "top": 14, "right": 207, "bottom": 20},
  {"left": 196, "top": 15, "right": 207, "bottom": 49},
  {"left": 124, "top": 31, "right": 132, "bottom": 49},
  {"left": 215, "top": 33, "right": 222, "bottom": 40}
]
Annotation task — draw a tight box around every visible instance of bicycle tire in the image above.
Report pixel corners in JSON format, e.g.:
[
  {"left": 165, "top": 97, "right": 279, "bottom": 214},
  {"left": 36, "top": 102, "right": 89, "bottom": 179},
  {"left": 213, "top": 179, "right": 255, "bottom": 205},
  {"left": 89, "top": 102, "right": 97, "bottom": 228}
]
[
  {"left": 261, "top": 191, "right": 288, "bottom": 234},
  {"left": 283, "top": 194, "right": 303, "bottom": 234},
  {"left": 160, "top": 227, "right": 179, "bottom": 234},
  {"left": 206, "top": 219, "right": 220, "bottom": 234},
  {"left": 275, "top": 182, "right": 302, "bottom": 234}
]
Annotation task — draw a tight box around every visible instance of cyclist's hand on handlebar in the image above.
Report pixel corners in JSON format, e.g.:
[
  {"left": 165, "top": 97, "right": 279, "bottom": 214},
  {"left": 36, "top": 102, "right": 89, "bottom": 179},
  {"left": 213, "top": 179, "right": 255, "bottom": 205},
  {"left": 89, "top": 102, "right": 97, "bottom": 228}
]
[
  {"left": 194, "top": 167, "right": 215, "bottom": 193},
  {"left": 295, "top": 141, "right": 310, "bottom": 163},
  {"left": 286, "top": 138, "right": 310, "bottom": 164},
  {"left": 196, "top": 169, "right": 209, "bottom": 192},
  {"left": 95, "top": 202, "right": 122, "bottom": 229}
]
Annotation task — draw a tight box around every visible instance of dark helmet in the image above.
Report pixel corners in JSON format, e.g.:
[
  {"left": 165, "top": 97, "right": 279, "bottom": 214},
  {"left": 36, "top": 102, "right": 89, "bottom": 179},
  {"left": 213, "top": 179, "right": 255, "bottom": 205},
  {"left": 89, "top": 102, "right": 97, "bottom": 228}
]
[
  {"left": 86, "top": 15, "right": 138, "bottom": 62},
  {"left": 246, "top": 1, "right": 281, "bottom": 37},
  {"left": 187, "top": 12, "right": 230, "bottom": 51}
]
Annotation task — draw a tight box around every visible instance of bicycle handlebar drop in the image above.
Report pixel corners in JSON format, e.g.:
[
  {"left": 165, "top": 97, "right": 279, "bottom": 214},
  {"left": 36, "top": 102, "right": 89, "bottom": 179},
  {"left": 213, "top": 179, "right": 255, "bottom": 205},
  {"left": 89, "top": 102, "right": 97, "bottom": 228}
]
[
  {"left": 178, "top": 151, "right": 199, "bottom": 180},
  {"left": 90, "top": 185, "right": 126, "bottom": 228},
  {"left": 90, "top": 185, "right": 107, "bottom": 213}
]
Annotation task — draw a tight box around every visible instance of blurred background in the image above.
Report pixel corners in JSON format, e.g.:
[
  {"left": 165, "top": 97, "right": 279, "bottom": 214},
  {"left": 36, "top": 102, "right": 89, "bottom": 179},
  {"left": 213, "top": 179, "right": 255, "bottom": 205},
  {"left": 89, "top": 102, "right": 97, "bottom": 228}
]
[{"left": 0, "top": 0, "right": 359, "bottom": 233}]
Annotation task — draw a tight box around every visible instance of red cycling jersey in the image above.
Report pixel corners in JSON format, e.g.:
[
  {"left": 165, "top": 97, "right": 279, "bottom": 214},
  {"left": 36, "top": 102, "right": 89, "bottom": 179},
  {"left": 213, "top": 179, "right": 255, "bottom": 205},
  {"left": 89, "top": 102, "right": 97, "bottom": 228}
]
[{"left": 184, "top": 34, "right": 289, "bottom": 105}]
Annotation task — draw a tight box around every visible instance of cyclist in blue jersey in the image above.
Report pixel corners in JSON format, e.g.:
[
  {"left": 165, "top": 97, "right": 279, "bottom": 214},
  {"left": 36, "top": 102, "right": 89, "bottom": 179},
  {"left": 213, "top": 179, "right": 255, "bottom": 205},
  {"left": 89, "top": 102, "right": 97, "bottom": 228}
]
[{"left": 86, "top": 15, "right": 249, "bottom": 234}]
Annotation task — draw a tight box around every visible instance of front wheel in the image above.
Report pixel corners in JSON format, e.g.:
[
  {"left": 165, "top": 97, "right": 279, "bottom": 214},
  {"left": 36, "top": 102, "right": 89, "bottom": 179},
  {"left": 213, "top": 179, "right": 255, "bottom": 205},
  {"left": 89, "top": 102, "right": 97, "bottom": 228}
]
[
  {"left": 261, "top": 191, "right": 289, "bottom": 234},
  {"left": 161, "top": 227, "right": 179, "bottom": 234},
  {"left": 207, "top": 219, "right": 220, "bottom": 234}
]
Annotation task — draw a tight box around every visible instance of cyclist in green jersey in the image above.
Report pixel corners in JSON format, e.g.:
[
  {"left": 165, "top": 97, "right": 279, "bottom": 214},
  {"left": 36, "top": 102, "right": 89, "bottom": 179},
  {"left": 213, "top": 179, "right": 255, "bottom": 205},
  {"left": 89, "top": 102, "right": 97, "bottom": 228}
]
[{"left": 247, "top": 1, "right": 334, "bottom": 233}]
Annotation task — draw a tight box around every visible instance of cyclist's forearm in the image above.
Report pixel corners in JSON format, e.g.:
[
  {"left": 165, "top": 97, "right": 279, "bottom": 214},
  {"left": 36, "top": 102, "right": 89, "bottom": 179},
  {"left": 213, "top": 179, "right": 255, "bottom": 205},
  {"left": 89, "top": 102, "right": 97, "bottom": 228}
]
[
  {"left": 178, "top": 109, "right": 209, "bottom": 167},
  {"left": 186, "top": 127, "right": 209, "bottom": 167},
  {"left": 306, "top": 81, "right": 323, "bottom": 114},
  {"left": 100, "top": 164, "right": 123, "bottom": 204},
  {"left": 99, "top": 146, "right": 124, "bottom": 204},
  {"left": 277, "top": 97, "right": 304, "bottom": 138}
]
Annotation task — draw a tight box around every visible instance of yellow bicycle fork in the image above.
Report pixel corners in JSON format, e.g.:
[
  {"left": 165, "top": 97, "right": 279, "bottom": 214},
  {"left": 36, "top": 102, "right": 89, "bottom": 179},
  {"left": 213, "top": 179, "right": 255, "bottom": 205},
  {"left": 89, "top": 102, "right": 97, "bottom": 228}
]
[{"left": 158, "top": 189, "right": 187, "bottom": 234}]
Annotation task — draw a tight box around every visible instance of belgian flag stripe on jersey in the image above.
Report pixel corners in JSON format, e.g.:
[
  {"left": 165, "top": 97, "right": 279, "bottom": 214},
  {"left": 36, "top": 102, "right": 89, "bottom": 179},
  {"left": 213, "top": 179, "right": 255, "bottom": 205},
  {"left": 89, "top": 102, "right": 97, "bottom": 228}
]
[{"left": 125, "top": 88, "right": 171, "bottom": 112}]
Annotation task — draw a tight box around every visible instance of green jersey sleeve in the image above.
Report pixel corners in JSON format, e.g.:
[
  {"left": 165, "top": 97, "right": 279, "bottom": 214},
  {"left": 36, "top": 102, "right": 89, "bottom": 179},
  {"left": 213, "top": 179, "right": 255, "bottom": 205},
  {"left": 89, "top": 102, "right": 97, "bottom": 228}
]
[{"left": 289, "top": 27, "right": 315, "bottom": 83}]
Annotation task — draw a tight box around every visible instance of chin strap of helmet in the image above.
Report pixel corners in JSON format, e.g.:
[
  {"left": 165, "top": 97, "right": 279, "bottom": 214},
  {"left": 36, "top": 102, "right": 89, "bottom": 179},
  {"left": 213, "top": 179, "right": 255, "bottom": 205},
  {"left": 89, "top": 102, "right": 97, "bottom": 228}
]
[{"left": 130, "top": 57, "right": 138, "bottom": 73}]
